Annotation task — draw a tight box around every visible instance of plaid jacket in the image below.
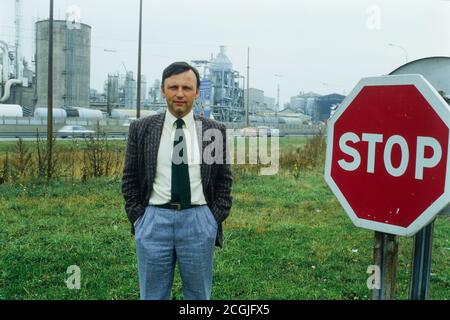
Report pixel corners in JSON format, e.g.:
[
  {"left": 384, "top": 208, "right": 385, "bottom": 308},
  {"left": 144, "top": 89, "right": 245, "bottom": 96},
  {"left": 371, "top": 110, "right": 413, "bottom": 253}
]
[{"left": 121, "top": 112, "right": 233, "bottom": 247}]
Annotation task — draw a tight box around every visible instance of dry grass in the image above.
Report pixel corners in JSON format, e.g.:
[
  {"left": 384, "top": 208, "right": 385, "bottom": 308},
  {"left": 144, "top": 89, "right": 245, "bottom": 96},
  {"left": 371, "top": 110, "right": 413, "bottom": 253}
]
[
  {"left": 280, "top": 132, "right": 326, "bottom": 177},
  {"left": 0, "top": 134, "right": 325, "bottom": 185},
  {"left": 0, "top": 135, "right": 124, "bottom": 184}
]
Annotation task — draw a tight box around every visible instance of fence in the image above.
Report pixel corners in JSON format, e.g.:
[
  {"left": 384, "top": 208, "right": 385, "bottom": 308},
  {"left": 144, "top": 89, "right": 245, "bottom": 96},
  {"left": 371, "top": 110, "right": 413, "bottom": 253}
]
[
  {"left": 0, "top": 117, "right": 326, "bottom": 136},
  {"left": 0, "top": 116, "right": 127, "bottom": 127}
]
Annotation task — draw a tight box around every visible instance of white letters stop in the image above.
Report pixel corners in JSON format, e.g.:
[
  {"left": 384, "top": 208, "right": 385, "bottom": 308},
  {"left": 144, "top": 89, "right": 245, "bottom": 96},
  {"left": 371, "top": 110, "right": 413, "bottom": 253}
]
[{"left": 338, "top": 132, "right": 442, "bottom": 180}]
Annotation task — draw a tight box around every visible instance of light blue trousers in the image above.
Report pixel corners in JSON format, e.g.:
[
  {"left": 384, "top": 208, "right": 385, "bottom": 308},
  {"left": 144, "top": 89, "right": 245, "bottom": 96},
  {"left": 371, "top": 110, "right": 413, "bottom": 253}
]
[{"left": 134, "top": 205, "right": 217, "bottom": 300}]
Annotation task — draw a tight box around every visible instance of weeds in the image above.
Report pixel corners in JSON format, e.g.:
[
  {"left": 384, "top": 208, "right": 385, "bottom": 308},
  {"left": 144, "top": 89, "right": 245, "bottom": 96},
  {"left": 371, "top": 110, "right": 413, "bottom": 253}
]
[
  {"left": 82, "top": 126, "right": 124, "bottom": 179},
  {"left": 0, "top": 133, "right": 325, "bottom": 185},
  {"left": 0, "top": 128, "right": 125, "bottom": 185},
  {"left": 280, "top": 131, "right": 326, "bottom": 177},
  {"left": 0, "top": 152, "right": 10, "bottom": 184}
]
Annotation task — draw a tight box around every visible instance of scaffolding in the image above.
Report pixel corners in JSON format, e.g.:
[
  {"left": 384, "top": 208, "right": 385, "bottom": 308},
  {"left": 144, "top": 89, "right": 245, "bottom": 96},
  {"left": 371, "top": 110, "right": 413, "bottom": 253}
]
[
  {"left": 63, "top": 25, "right": 75, "bottom": 107},
  {"left": 191, "top": 46, "right": 244, "bottom": 122}
]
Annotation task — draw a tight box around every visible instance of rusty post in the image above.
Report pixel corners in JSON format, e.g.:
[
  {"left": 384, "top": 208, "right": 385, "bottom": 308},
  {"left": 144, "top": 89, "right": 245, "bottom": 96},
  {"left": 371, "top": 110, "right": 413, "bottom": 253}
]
[{"left": 372, "top": 231, "right": 399, "bottom": 300}]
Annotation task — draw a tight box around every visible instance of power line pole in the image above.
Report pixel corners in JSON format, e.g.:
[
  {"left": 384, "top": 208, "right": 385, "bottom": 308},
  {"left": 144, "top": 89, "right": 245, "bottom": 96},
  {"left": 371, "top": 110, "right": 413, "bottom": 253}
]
[
  {"left": 15, "top": 0, "right": 22, "bottom": 79},
  {"left": 136, "top": 0, "right": 143, "bottom": 118},
  {"left": 276, "top": 82, "right": 280, "bottom": 126},
  {"left": 274, "top": 74, "right": 282, "bottom": 128},
  {"left": 246, "top": 47, "right": 250, "bottom": 126},
  {"left": 47, "top": 0, "right": 54, "bottom": 182},
  {"left": 277, "top": 83, "right": 280, "bottom": 112},
  {"left": 388, "top": 43, "right": 409, "bottom": 64}
]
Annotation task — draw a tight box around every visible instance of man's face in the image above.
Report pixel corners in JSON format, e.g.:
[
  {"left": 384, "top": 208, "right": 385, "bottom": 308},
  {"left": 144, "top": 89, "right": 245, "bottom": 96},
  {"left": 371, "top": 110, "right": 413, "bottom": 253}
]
[{"left": 162, "top": 70, "right": 199, "bottom": 118}]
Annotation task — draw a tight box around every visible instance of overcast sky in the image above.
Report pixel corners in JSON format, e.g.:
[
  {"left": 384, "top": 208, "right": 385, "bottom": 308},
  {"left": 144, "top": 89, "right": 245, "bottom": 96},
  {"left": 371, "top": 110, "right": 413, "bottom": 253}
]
[{"left": 1, "top": 0, "right": 449, "bottom": 105}]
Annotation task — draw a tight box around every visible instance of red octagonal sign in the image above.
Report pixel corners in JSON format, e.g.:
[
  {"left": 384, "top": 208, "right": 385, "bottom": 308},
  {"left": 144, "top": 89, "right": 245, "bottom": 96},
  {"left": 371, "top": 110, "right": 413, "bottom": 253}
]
[{"left": 325, "top": 75, "right": 450, "bottom": 236}]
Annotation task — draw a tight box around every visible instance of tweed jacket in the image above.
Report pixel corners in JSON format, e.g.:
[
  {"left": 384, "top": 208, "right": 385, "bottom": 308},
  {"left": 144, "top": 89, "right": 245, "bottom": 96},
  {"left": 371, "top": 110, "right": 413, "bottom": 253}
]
[{"left": 121, "top": 112, "right": 233, "bottom": 247}]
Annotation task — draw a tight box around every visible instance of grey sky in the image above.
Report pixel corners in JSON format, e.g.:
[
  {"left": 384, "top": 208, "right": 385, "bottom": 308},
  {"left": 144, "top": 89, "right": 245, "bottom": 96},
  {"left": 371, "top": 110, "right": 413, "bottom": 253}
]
[{"left": 1, "top": 0, "right": 449, "bottom": 105}]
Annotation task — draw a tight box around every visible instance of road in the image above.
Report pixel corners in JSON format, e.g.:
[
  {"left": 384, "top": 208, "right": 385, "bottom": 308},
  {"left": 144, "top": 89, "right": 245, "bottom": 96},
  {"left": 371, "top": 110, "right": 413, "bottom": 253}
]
[{"left": 0, "top": 131, "right": 129, "bottom": 141}]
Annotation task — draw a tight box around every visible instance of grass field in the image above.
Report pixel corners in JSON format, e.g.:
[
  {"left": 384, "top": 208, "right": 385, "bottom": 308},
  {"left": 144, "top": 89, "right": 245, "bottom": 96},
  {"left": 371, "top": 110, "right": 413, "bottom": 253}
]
[{"left": 0, "top": 137, "right": 449, "bottom": 300}]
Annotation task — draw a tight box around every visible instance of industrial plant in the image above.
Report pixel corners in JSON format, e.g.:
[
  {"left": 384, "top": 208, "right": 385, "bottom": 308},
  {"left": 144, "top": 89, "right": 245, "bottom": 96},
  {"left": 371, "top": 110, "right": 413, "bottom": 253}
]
[
  {"left": 0, "top": 0, "right": 95, "bottom": 122},
  {"left": 0, "top": 0, "right": 335, "bottom": 130}
]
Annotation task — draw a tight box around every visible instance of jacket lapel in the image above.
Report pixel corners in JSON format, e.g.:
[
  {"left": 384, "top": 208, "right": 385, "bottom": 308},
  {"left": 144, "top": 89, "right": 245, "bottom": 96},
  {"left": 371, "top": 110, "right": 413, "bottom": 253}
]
[
  {"left": 145, "top": 113, "right": 165, "bottom": 184},
  {"left": 195, "top": 116, "right": 211, "bottom": 192},
  {"left": 146, "top": 113, "right": 211, "bottom": 195}
]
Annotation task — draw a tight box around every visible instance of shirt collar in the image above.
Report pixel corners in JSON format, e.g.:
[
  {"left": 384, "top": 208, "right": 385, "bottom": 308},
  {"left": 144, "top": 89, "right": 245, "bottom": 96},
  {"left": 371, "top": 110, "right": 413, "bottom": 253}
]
[{"left": 165, "top": 109, "right": 194, "bottom": 129}]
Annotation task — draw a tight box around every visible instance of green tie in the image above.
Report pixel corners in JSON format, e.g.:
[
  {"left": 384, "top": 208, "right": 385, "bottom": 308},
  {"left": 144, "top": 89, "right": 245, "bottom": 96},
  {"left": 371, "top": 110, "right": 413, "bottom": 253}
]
[{"left": 171, "top": 118, "right": 191, "bottom": 209}]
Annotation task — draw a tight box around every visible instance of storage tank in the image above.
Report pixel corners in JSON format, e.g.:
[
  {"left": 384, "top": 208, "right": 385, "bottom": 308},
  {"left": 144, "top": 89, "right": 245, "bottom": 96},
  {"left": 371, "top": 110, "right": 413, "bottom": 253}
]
[
  {"left": 111, "top": 109, "right": 157, "bottom": 119},
  {"left": 36, "top": 20, "right": 91, "bottom": 108},
  {"left": 34, "top": 107, "right": 67, "bottom": 119},
  {"left": 0, "top": 104, "right": 23, "bottom": 117},
  {"left": 389, "top": 57, "right": 450, "bottom": 97},
  {"left": 290, "top": 96, "right": 306, "bottom": 112},
  {"left": 75, "top": 107, "right": 103, "bottom": 120}
]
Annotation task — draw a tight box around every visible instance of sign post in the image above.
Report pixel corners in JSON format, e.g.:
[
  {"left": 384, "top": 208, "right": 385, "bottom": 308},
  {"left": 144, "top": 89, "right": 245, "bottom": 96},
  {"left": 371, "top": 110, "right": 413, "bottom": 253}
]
[
  {"left": 372, "top": 232, "right": 398, "bottom": 300},
  {"left": 409, "top": 220, "right": 435, "bottom": 300},
  {"left": 325, "top": 74, "right": 450, "bottom": 299}
]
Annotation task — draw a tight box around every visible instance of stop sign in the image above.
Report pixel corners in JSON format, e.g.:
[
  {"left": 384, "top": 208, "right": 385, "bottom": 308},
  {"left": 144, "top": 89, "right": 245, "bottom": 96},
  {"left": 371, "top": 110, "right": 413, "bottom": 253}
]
[{"left": 325, "top": 74, "right": 450, "bottom": 236}]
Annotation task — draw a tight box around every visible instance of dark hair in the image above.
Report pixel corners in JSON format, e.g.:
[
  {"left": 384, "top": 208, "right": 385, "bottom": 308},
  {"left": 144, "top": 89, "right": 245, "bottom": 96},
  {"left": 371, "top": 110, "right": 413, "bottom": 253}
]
[{"left": 162, "top": 62, "right": 200, "bottom": 90}]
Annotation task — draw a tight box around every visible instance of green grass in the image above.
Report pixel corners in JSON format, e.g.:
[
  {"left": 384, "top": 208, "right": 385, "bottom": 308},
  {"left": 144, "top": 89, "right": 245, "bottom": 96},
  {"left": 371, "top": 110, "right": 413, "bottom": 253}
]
[
  {"left": 0, "top": 171, "right": 448, "bottom": 300},
  {"left": 0, "top": 137, "right": 448, "bottom": 300}
]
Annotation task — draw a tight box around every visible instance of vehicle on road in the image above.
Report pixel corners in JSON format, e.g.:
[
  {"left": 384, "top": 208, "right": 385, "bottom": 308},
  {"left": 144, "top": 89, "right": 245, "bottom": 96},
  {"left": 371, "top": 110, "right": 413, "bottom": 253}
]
[
  {"left": 57, "top": 125, "right": 95, "bottom": 139},
  {"left": 238, "top": 126, "right": 284, "bottom": 137},
  {"left": 239, "top": 127, "right": 258, "bottom": 137}
]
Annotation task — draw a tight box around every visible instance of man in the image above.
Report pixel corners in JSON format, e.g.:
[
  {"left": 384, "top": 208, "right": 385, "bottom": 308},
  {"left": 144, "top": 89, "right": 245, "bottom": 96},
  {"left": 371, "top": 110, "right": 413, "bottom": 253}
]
[{"left": 122, "top": 62, "right": 233, "bottom": 300}]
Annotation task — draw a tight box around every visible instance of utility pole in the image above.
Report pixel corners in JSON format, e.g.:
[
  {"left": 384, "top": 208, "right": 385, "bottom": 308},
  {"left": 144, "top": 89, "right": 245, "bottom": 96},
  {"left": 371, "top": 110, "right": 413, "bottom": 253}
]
[
  {"left": 15, "top": 0, "right": 22, "bottom": 79},
  {"left": 136, "top": 0, "right": 143, "bottom": 118},
  {"left": 274, "top": 74, "right": 282, "bottom": 128},
  {"left": 246, "top": 47, "right": 250, "bottom": 126},
  {"left": 47, "top": 0, "right": 54, "bottom": 182},
  {"left": 106, "top": 75, "right": 111, "bottom": 117},
  {"left": 388, "top": 43, "right": 409, "bottom": 64},
  {"left": 276, "top": 83, "right": 280, "bottom": 126},
  {"left": 277, "top": 83, "right": 280, "bottom": 113}
]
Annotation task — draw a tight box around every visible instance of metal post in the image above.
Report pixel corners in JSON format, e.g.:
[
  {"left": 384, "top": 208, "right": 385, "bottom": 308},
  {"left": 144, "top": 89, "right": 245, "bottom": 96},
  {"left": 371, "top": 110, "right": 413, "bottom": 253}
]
[
  {"left": 47, "top": 0, "right": 54, "bottom": 182},
  {"left": 107, "top": 76, "right": 111, "bottom": 117},
  {"left": 388, "top": 43, "right": 408, "bottom": 64},
  {"left": 246, "top": 47, "right": 250, "bottom": 127},
  {"left": 240, "top": 75, "right": 245, "bottom": 122},
  {"left": 409, "top": 220, "right": 435, "bottom": 300},
  {"left": 136, "top": 0, "right": 143, "bottom": 119},
  {"left": 276, "top": 80, "right": 280, "bottom": 129},
  {"left": 277, "top": 83, "right": 280, "bottom": 112},
  {"left": 15, "top": 0, "right": 22, "bottom": 80},
  {"left": 372, "top": 232, "right": 399, "bottom": 300}
]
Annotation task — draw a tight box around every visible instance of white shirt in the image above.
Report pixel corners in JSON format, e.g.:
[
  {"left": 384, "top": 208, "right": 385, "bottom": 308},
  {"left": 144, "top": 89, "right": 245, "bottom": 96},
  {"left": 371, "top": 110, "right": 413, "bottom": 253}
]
[{"left": 149, "top": 110, "right": 207, "bottom": 205}]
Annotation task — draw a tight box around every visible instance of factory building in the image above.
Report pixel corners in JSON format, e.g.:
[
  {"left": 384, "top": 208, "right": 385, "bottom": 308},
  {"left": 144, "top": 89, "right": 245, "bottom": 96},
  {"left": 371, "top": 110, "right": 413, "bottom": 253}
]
[
  {"left": 192, "top": 46, "right": 244, "bottom": 122},
  {"left": 290, "top": 91, "right": 321, "bottom": 116},
  {"left": 243, "top": 88, "right": 276, "bottom": 115},
  {"left": 35, "top": 19, "right": 91, "bottom": 108},
  {"left": 315, "top": 93, "right": 345, "bottom": 122},
  {"left": 0, "top": 49, "right": 34, "bottom": 109},
  {"left": 104, "top": 73, "right": 120, "bottom": 115},
  {"left": 123, "top": 71, "right": 136, "bottom": 108},
  {"left": 148, "top": 79, "right": 164, "bottom": 104}
]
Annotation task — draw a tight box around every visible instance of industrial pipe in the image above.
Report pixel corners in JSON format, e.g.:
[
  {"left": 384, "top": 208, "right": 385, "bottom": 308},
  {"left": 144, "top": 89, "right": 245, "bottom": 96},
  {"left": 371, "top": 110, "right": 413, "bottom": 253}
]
[
  {"left": 0, "top": 40, "right": 10, "bottom": 83},
  {"left": 0, "top": 64, "right": 2, "bottom": 97},
  {"left": 0, "top": 79, "right": 22, "bottom": 102}
]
